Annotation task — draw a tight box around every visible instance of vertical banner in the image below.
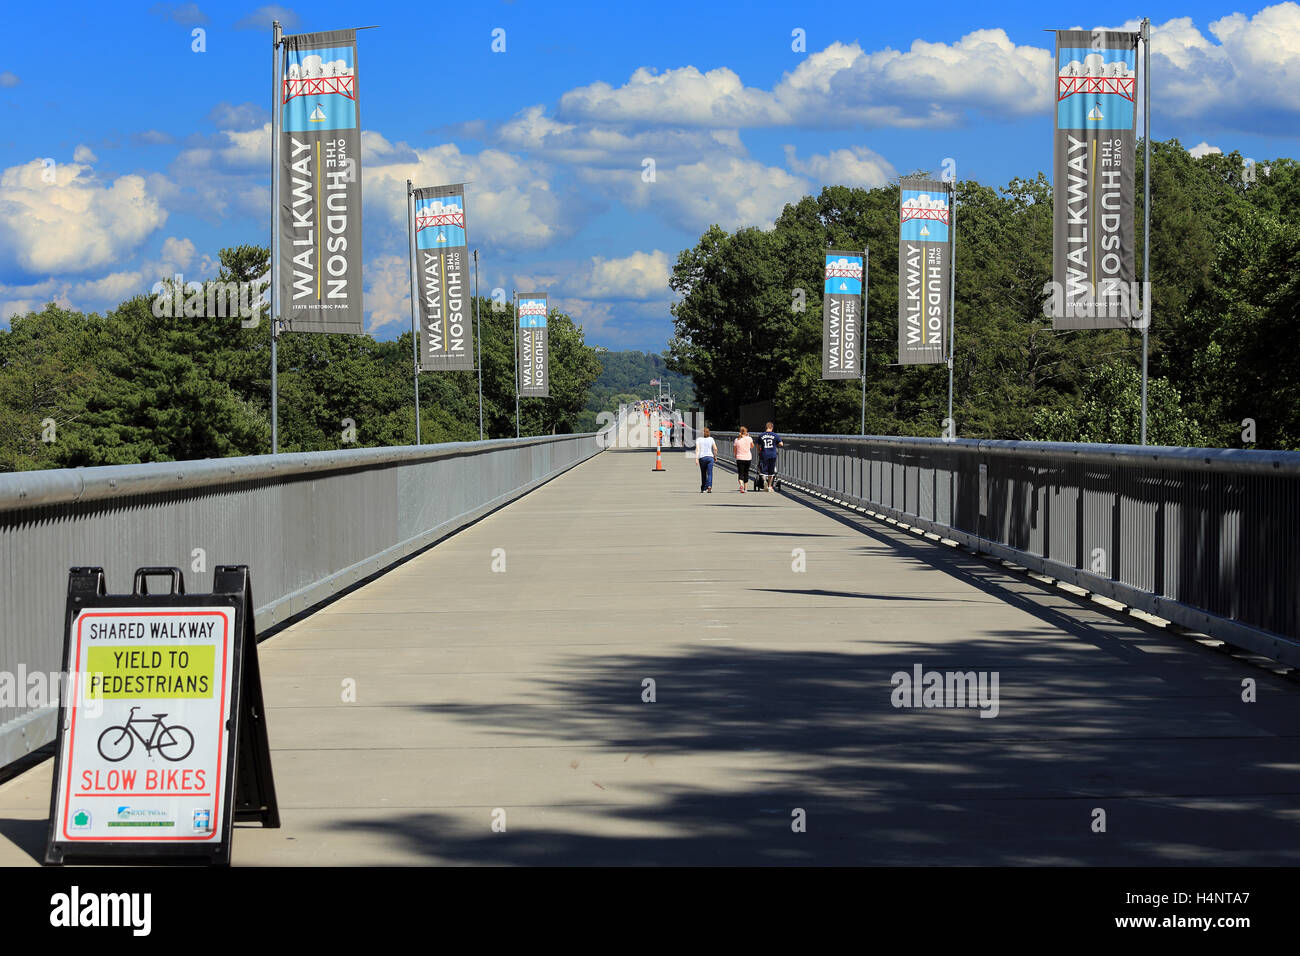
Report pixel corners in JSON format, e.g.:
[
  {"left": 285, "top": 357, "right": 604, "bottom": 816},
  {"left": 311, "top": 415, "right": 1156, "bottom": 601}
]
[
  {"left": 278, "top": 29, "right": 364, "bottom": 334},
  {"left": 517, "top": 294, "right": 549, "bottom": 398},
  {"left": 897, "top": 178, "right": 951, "bottom": 365},
  {"left": 822, "top": 252, "right": 862, "bottom": 380},
  {"left": 413, "top": 184, "right": 472, "bottom": 370},
  {"left": 1052, "top": 29, "right": 1139, "bottom": 329}
]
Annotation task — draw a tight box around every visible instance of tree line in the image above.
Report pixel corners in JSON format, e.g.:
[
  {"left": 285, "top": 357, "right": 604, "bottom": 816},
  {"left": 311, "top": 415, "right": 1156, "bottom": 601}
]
[
  {"left": 667, "top": 139, "right": 1299, "bottom": 449},
  {"left": 0, "top": 246, "right": 603, "bottom": 471}
]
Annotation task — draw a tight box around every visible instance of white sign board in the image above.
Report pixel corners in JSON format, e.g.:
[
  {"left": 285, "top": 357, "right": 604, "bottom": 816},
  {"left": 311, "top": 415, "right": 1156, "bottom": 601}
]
[{"left": 51, "top": 606, "right": 237, "bottom": 847}]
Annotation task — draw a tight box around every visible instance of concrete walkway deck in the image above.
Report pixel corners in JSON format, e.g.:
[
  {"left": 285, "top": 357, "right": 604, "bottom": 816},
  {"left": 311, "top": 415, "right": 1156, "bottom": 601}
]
[{"left": 3, "top": 447, "right": 1299, "bottom": 865}]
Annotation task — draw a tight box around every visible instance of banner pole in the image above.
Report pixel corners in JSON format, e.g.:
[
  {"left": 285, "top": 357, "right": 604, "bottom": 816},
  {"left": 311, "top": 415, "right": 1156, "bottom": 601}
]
[
  {"left": 1140, "top": 19, "right": 1151, "bottom": 446},
  {"left": 861, "top": 245, "right": 868, "bottom": 435},
  {"left": 269, "top": 20, "right": 282, "bottom": 455},
  {"left": 947, "top": 185, "right": 957, "bottom": 438},
  {"left": 406, "top": 180, "right": 421, "bottom": 445},
  {"left": 513, "top": 291, "right": 520, "bottom": 438},
  {"left": 475, "top": 250, "right": 483, "bottom": 440}
]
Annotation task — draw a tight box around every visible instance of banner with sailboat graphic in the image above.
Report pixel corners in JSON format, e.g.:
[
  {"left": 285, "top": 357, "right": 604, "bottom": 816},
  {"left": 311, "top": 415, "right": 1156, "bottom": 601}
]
[
  {"left": 517, "top": 294, "right": 549, "bottom": 398},
  {"left": 413, "top": 184, "right": 472, "bottom": 371},
  {"left": 1052, "top": 29, "right": 1139, "bottom": 329},
  {"left": 897, "top": 178, "right": 951, "bottom": 365},
  {"left": 822, "top": 252, "right": 862, "bottom": 380},
  {"left": 277, "top": 28, "right": 364, "bottom": 334}
]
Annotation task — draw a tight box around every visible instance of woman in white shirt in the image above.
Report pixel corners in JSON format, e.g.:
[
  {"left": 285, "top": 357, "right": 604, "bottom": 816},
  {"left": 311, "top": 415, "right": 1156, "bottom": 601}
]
[{"left": 695, "top": 427, "right": 717, "bottom": 493}]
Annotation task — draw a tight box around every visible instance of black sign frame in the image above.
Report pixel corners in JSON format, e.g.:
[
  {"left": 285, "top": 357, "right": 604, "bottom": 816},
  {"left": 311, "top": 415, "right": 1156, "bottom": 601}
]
[{"left": 44, "top": 565, "right": 278, "bottom": 866}]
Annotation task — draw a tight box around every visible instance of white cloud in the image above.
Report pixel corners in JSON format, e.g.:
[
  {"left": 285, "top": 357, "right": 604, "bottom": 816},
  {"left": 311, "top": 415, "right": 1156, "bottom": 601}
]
[
  {"left": 364, "top": 140, "right": 586, "bottom": 251},
  {"left": 579, "top": 250, "right": 671, "bottom": 300},
  {"left": 133, "top": 129, "right": 176, "bottom": 146},
  {"left": 562, "top": 298, "right": 617, "bottom": 339},
  {"left": 553, "top": 8, "right": 1300, "bottom": 134},
  {"left": 560, "top": 65, "right": 786, "bottom": 126},
  {"left": 784, "top": 145, "right": 895, "bottom": 189},
  {"left": 0, "top": 159, "right": 168, "bottom": 276},
  {"left": 73, "top": 145, "right": 98, "bottom": 164},
  {"left": 361, "top": 131, "right": 417, "bottom": 164},
  {"left": 497, "top": 105, "right": 744, "bottom": 166},
  {"left": 804, "top": 32, "right": 1052, "bottom": 125},
  {"left": 149, "top": 2, "right": 208, "bottom": 26},
  {"left": 584, "top": 156, "right": 808, "bottom": 233},
  {"left": 207, "top": 102, "right": 267, "bottom": 131},
  {"left": 362, "top": 254, "right": 411, "bottom": 335},
  {"left": 0, "top": 277, "right": 67, "bottom": 322},
  {"left": 168, "top": 123, "right": 270, "bottom": 220},
  {"left": 1188, "top": 141, "right": 1223, "bottom": 158},
  {"left": 558, "top": 33, "right": 1052, "bottom": 129},
  {"left": 562, "top": 297, "right": 672, "bottom": 347},
  {"left": 160, "top": 236, "right": 196, "bottom": 270},
  {"left": 1149, "top": 4, "right": 1300, "bottom": 123},
  {"left": 0, "top": 234, "right": 207, "bottom": 321},
  {"left": 184, "top": 123, "right": 269, "bottom": 170},
  {"left": 498, "top": 250, "right": 674, "bottom": 343},
  {"left": 235, "top": 5, "right": 298, "bottom": 30},
  {"left": 0, "top": 72, "right": 19, "bottom": 88},
  {"left": 77, "top": 270, "right": 153, "bottom": 303}
]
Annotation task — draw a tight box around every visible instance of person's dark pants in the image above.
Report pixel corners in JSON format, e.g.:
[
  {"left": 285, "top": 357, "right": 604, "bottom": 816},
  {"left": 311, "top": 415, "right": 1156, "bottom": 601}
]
[
  {"left": 737, "top": 459, "right": 751, "bottom": 483},
  {"left": 759, "top": 456, "right": 777, "bottom": 482},
  {"left": 699, "top": 456, "right": 714, "bottom": 491}
]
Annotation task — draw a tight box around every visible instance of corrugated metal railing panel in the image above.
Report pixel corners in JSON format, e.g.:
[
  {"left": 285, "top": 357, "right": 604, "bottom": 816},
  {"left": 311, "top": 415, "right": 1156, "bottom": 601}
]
[
  {"left": 0, "top": 435, "right": 602, "bottom": 766},
  {"left": 712, "top": 432, "right": 1300, "bottom": 667}
]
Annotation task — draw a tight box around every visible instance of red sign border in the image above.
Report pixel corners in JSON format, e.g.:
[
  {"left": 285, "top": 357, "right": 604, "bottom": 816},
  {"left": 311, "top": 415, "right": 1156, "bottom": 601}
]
[{"left": 58, "top": 608, "right": 233, "bottom": 843}]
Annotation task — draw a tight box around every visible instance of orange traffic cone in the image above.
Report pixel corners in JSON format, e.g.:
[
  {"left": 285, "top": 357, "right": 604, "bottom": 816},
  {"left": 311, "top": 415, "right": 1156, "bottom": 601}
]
[{"left": 652, "top": 435, "right": 665, "bottom": 472}]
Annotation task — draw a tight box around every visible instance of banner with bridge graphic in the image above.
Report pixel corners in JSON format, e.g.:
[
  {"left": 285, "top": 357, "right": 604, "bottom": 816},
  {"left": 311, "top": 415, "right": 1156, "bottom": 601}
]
[
  {"left": 413, "top": 184, "right": 473, "bottom": 371},
  {"left": 1052, "top": 29, "right": 1139, "bottom": 329},
  {"left": 822, "top": 252, "right": 862, "bottom": 380},
  {"left": 277, "top": 28, "right": 364, "bottom": 334},
  {"left": 517, "top": 294, "right": 549, "bottom": 398},
  {"left": 897, "top": 178, "right": 951, "bottom": 365}
]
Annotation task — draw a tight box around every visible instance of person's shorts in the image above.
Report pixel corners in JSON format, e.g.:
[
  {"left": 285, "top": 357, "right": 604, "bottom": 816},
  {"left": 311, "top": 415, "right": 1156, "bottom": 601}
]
[
  {"left": 758, "top": 456, "right": 777, "bottom": 476},
  {"left": 737, "top": 459, "right": 751, "bottom": 481}
]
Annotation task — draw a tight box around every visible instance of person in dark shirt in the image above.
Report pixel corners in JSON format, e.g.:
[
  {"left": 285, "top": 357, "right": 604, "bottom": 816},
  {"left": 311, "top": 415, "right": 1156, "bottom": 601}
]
[{"left": 757, "top": 422, "right": 782, "bottom": 492}]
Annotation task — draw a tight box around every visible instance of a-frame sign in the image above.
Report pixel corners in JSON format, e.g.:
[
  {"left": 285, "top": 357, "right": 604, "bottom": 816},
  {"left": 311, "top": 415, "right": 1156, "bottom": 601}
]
[{"left": 45, "top": 566, "right": 278, "bottom": 866}]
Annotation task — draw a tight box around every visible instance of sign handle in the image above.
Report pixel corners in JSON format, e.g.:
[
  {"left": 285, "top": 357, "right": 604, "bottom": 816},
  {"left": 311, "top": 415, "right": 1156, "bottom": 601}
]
[{"left": 132, "top": 566, "right": 186, "bottom": 596}]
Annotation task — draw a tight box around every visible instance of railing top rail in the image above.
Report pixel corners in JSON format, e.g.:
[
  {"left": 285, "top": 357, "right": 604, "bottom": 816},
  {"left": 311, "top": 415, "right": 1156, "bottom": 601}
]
[
  {"left": 708, "top": 432, "right": 1300, "bottom": 476},
  {"left": 0, "top": 433, "right": 597, "bottom": 514}
]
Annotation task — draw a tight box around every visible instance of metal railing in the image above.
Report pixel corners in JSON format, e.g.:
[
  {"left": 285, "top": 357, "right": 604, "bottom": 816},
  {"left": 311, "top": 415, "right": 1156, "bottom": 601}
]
[
  {"left": 0, "top": 434, "right": 602, "bottom": 767},
  {"left": 713, "top": 433, "right": 1300, "bottom": 667}
]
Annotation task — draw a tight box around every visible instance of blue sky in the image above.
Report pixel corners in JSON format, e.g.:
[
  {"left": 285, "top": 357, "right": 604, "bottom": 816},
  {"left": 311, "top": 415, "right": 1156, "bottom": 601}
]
[{"left": 1, "top": 0, "right": 1297, "bottom": 350}]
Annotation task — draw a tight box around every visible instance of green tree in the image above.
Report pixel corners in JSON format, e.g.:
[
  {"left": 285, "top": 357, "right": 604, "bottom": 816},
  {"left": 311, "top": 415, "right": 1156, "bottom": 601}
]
[
  {"left": 667, "top": 140, "right": 1298, "bottom": 447},
  {"left": 1027, "top": 362, "right": 1206, "bottom": 446},
  {"left": 0, "top": 251, "right": 605, "bottom": 470}
]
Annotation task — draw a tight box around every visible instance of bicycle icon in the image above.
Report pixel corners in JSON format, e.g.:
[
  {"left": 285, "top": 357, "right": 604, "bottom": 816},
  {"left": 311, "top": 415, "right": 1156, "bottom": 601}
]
[{"left": 96, "top": 707, "right": 195, "bottom": 763}]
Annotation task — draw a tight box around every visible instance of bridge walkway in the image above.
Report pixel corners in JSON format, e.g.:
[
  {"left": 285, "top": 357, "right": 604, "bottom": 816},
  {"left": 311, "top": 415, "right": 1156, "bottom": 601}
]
[{"left": 2, "top": 447, "right": 1298, "bottom": 864}]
